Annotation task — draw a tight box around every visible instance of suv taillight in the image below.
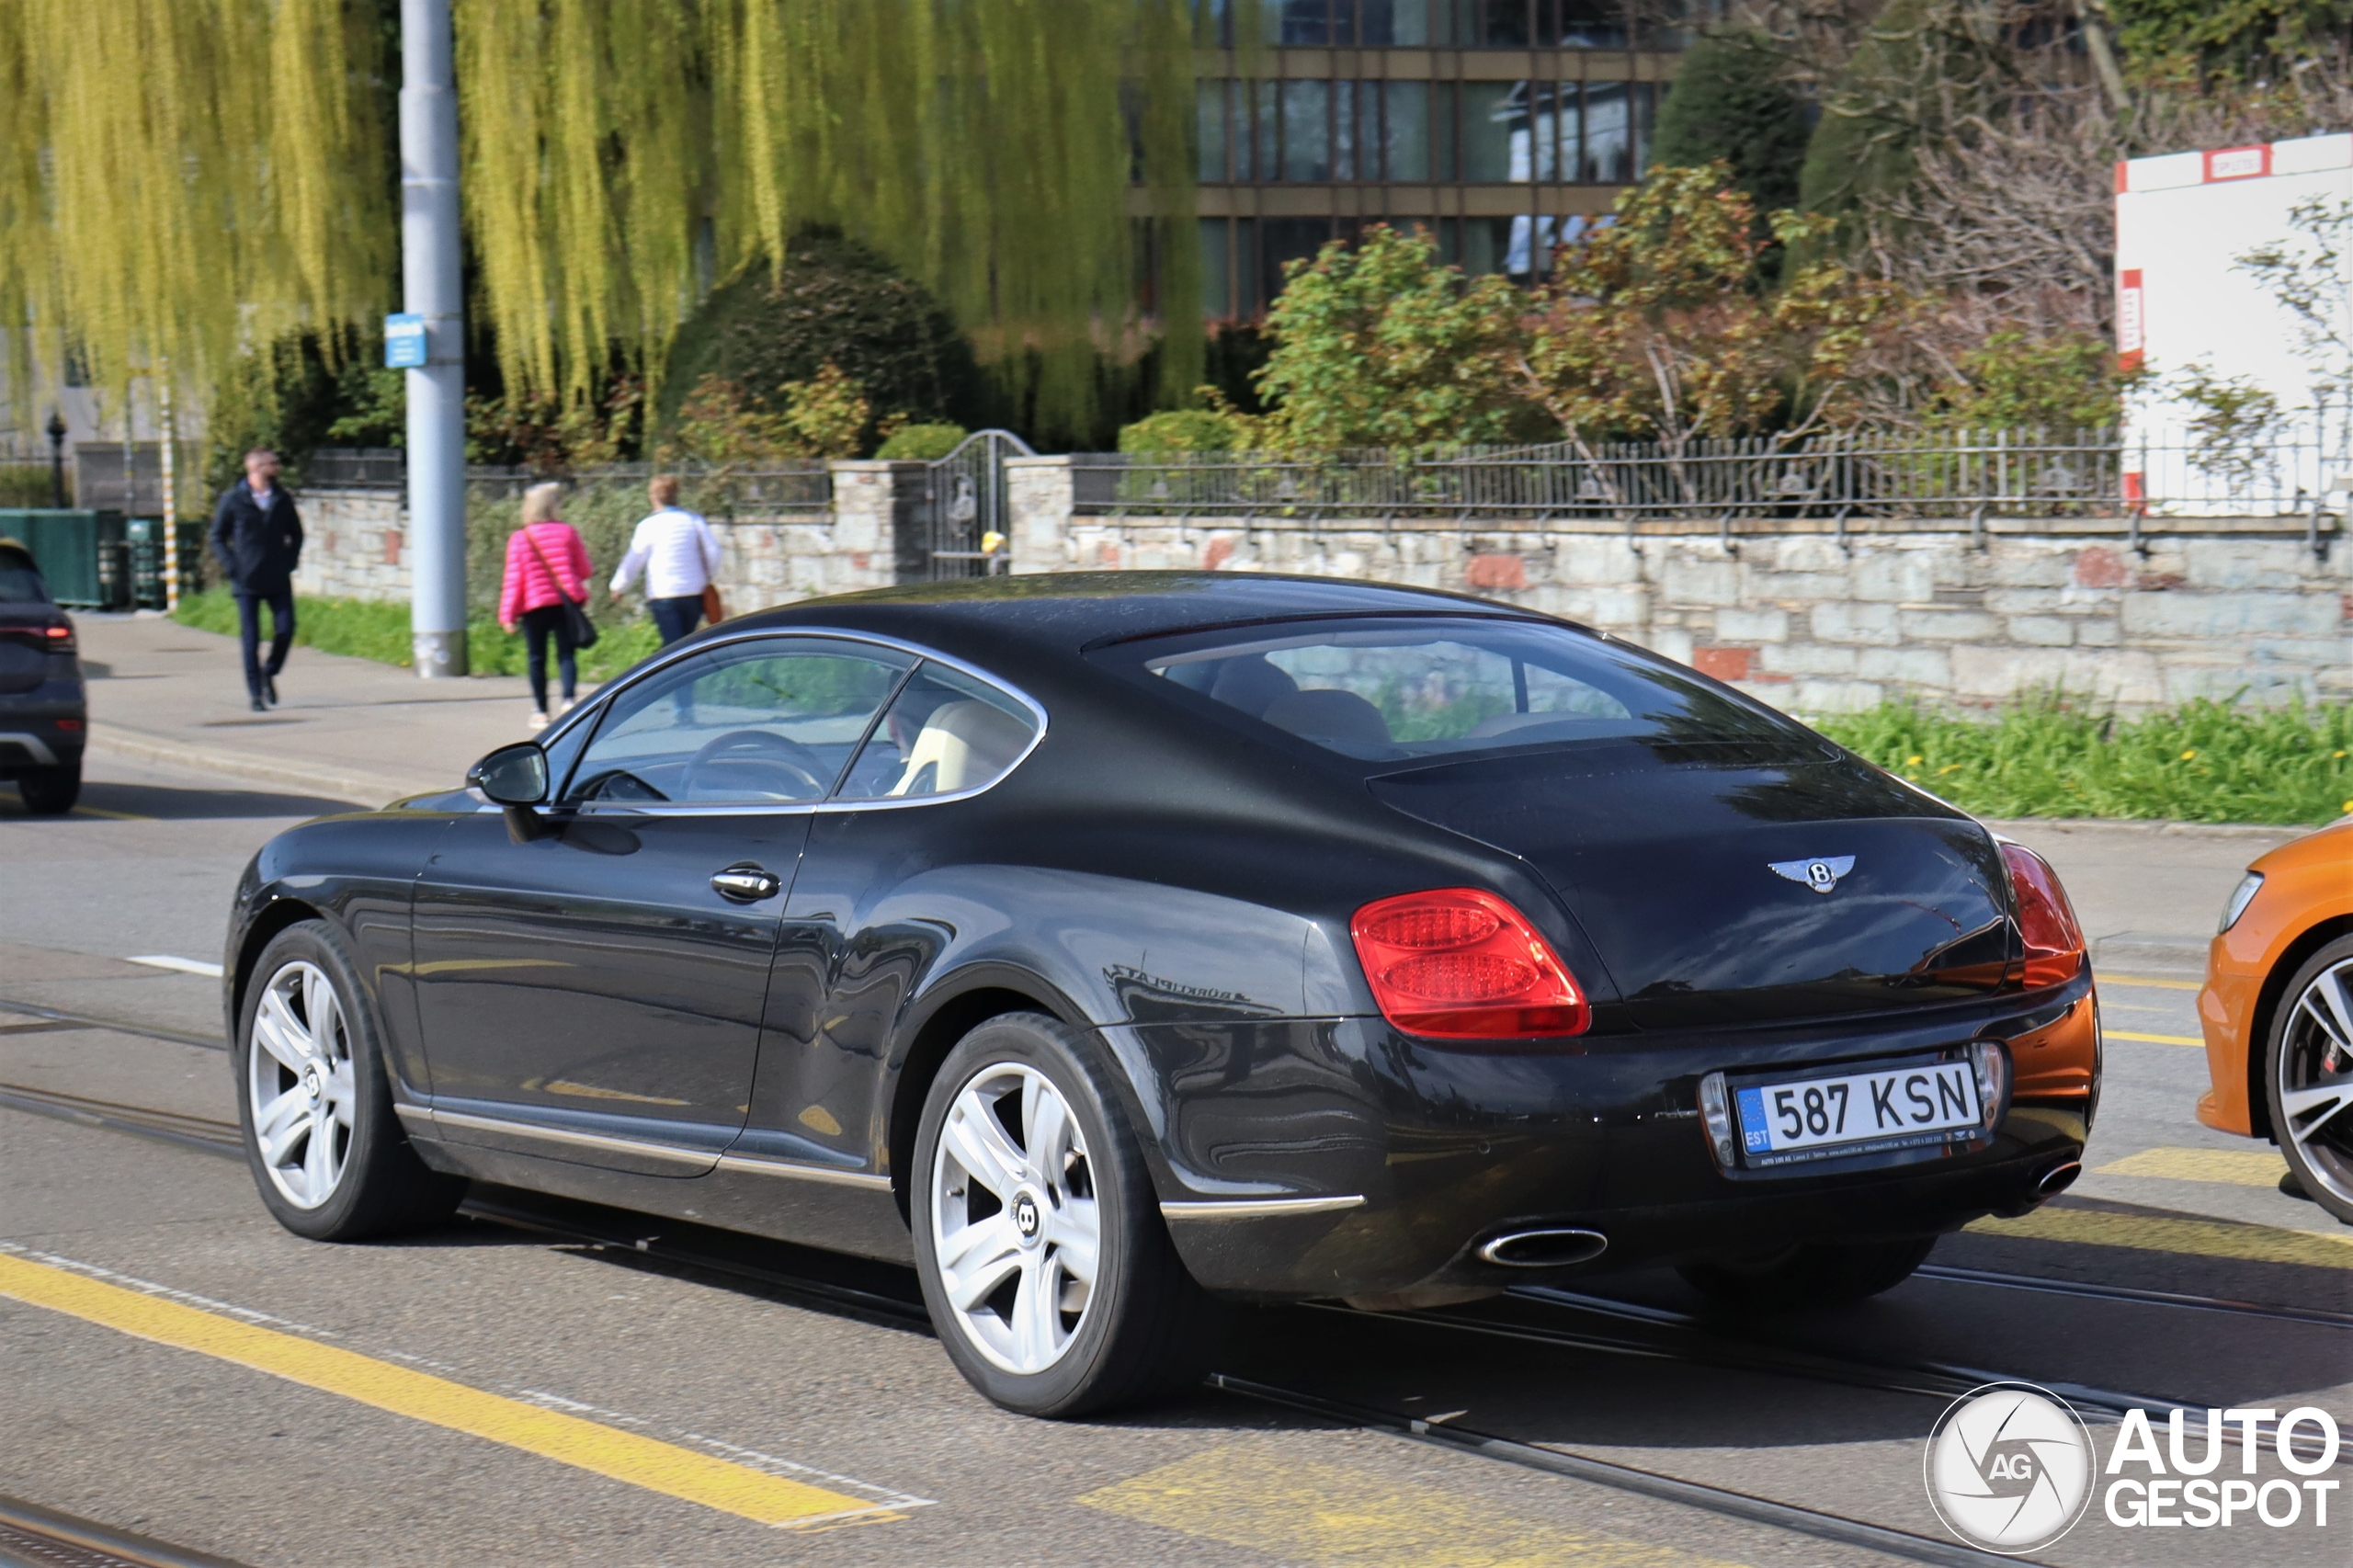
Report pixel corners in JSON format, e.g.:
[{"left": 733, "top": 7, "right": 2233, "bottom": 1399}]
[
  {"left": 1349, "top": 888, "right": 1590, "bottom": 1040},
  {"left": 2001, "top": 843, "right": 2085, "bottom": 988},
  {"left": 44, "top": 623, "right": 74, "bottom": 653}
]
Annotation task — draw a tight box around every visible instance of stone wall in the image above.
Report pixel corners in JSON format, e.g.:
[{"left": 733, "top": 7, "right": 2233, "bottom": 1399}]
[
  {"left": 297, "top": 460, "right": 2351, "bottom": 714},
  {"left": 1007, "top": 459, "right": 2350, "bottom": 713},
  {"left": 296, "top": 487, "right": 411, "bottom": 601},
  {"left": 296, "top": 478, "right": 893, "bottom": 619}
]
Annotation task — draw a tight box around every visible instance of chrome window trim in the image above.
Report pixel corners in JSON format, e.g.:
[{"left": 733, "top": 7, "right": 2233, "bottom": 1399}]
[
  {"left": 399, "top": 1104, "right": 892, "bottom": 1190},
  {"left": 1159, "top": 1195, "right": 1365, "bottom": 1220},
  {"left": 552, "top": 626, "right": 1049, "bottom": 817}
]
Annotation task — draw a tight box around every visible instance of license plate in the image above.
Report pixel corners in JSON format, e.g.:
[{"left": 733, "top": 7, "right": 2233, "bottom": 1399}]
[{"left": 1735, "top": 1059, "right": 1983, "bottom": 1167}]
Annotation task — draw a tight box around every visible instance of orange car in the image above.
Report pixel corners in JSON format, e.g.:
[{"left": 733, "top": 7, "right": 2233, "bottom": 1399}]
[{"left": 2197, "top": 818, "right": 2353, "bottom": 1224}]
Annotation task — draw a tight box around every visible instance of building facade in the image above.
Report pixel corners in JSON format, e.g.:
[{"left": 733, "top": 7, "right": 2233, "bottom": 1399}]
[{"left": 1188, "top": 1, "right": 1698, "bottom": 317}]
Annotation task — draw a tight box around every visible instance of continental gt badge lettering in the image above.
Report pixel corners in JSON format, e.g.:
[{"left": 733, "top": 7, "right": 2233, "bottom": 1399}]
[{"left": 1769, "top": 855, "right": 1855, "bottom": 894}]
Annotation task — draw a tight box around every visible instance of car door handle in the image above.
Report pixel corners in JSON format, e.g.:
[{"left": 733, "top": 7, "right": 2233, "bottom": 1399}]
[{"left": 710, "top": 863, "right": 782, "bottom": 903}]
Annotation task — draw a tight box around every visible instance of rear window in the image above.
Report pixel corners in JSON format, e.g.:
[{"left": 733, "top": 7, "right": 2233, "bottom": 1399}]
[
  {"left": 1109, "top": 616, "right": 1813, "bottom": 762},
  {"left": 0, "top": 550, "right": 47, "bottom": 603}
]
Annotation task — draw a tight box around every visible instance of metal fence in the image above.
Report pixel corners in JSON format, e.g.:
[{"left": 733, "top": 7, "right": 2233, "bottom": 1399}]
[{"left": 1074, "top": 425, "right": 2353, "bottom": 528}]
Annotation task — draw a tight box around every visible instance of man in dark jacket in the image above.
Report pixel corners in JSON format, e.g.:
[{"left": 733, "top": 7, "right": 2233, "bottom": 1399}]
[{"left": 209, "top": 449, "right": 304, "bottom": 711}]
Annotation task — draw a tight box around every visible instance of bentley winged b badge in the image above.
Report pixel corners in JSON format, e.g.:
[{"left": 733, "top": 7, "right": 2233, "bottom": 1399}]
[{"left": 1770, "top": 855, "right": 1856, "bottom": 894}]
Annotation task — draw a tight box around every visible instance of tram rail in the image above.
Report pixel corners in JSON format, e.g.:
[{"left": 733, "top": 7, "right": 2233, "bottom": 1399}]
[{"left": 6, "top": 1082, "right": 2344, "bottom": 1566}]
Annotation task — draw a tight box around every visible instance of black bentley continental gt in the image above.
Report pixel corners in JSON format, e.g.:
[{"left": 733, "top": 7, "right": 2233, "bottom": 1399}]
[{"left": 226, "top": 573, "right": 2099, "bottom": 1415}]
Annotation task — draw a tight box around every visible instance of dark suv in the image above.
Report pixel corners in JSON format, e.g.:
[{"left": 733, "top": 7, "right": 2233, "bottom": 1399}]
[{"left": 0, "top": 539, "right": 85, "bottom": 813}]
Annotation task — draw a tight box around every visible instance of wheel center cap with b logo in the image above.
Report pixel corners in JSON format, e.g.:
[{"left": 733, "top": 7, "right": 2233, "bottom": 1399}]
[
  {"left": 301, "top": 1064, "right": 323, "bottom": 1103},
  {"left": 1012, "top": 1190, "right": 1043, "bottom": 1247}
]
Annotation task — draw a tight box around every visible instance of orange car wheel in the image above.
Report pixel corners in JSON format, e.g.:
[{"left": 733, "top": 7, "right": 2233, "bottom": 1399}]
[{"left": 2265, "top": 933, "right": 2353, "bottom": 1225}]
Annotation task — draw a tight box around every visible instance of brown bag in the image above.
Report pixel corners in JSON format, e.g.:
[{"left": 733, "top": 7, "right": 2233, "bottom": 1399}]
[{"left": 700, "top": 582, "right": 725, "bottom": 626}]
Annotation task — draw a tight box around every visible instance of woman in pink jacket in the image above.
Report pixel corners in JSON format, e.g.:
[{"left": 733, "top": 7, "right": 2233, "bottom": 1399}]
[{"left": 499, "top": 483, "right": 595, "bottom": 731}]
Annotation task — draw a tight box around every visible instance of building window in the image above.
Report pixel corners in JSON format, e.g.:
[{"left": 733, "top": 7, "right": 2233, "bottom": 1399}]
[
  {"left": 1200, "top": 2, "right": 1702, "bottom": 51},
  {"left": 1461, "top": 80, "right": 1522, "bottom": 183},
  {"left": 1280, "top": 80, "right": 1331, "bottom": 181},
  {"left": 1196, "top": 75, "right": 1664, "bottom": 186},
  {"left": 1583, "top": 80, "right": 1631, "bottom": 184},
  {"left": 1549, "top": 0, "right": 1629, "bottom": 49},
  {"left": 1198, "top": 80, "right": 1229, "bottom": 182},
  {"left": 1383, "top": 80, "right": 1431, "bottom": 181}
]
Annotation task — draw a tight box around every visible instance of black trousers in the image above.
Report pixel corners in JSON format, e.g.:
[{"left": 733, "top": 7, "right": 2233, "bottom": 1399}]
[
  {"left": 233, "top": 585, "right": 295, "bottom": 700},
  {"left": 519, "top": 602, "right": 580, "bottom": 712}
]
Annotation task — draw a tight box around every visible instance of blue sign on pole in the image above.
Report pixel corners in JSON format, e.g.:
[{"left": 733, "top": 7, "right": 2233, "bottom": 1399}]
[{"left": 383, "top": 313, "right": 427, "bottom": 369}]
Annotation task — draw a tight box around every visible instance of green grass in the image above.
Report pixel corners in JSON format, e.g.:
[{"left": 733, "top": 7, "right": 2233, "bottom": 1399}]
[
  {"left": 172, "top": 590, "right": 667, "bottom": 685},
  {"left": 1818, "top": 694, "right": 2353, "bottom": 826}
]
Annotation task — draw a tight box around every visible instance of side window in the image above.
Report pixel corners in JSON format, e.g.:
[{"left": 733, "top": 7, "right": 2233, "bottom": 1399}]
[
  {"left": 835, "top": 661, "right": 1040, "bottom": 801},
  {"left": 566, "top": 639, "right": 911, "bottom": 806}
]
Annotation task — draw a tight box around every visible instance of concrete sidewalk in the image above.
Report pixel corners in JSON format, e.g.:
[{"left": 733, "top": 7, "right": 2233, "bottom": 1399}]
[{"left": 76, "top": 613, "right": 544, "bottom": 804}]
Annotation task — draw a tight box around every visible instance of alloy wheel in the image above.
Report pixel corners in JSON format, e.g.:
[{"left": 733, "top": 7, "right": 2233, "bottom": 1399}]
[
  {"left": 2278, "top": 955, "right": 2353, "bottom": 1206},
  {"left": 928, "top": 1062, "right": 1099, "bottom": 1375},
  {"left": 246, "top": 960, "right": 358, "bottom": 1210}
]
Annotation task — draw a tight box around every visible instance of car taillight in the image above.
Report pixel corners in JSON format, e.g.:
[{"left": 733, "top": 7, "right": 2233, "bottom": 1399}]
[
  {"left": 2001, "top": 843, "right": 2085, "bottom": 988},
  {"left": 1350, "top": 888, "right": 1589, "bottom": 1040}
]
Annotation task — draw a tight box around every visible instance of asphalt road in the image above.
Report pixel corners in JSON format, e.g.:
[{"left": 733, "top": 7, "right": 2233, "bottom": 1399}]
[{"left": 2, "top": 755, "right": 2347, "bottom": 1568}]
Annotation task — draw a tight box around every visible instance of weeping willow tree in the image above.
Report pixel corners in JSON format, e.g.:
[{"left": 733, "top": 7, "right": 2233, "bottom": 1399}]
[
  {"left": 0, "top": 0, "right": 390, "bottom": 413},
  {"left": 3, "top": 0, "right": 1208, "bottom": 444},
  {"left": 460, "top": 0, "right": 1204, "bottom": 435}
]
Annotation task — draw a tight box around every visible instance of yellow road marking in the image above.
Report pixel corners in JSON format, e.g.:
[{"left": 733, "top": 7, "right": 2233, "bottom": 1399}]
[
  {"left": 2104, "top": 1029, "right": 2204, "bottom": 1046},
  {"left": 2100, "top": 974, "right": 2201, "bottom": 992},
  {"left": 1079, "top": 1442, "right": 1746, "bottom": 1568},
  {"left": 70, "top": 805, "right": 153, "bottom": 822},
  {"left": 1967, "top": 1205, "right": 2353, "bottom": 1268},
  {"left": 2096, "top": 1146, "right": 2290, "bottom": 1187},
  {"left": 0, "top": 1251, "right": 893, "bottom": 1528}
]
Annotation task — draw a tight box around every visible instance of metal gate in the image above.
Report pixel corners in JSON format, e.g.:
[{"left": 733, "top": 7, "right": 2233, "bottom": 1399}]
[{"left": 920, "top": 428, "right": 1033, "bottom": 579}]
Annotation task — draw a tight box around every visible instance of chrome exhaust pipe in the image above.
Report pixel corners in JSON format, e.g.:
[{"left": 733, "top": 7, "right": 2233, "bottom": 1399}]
[
  {"left": 2036, "top": 1161, "right": 2083, "bottom": 1198},
  {"left": 1475, "top": 1228, "right": 1608, "bottom": 1268}
]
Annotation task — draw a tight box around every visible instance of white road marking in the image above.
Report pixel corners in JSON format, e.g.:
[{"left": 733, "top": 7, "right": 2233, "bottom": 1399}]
[{"left": 126, "top": 955, "right": 224, "bottom": 978}]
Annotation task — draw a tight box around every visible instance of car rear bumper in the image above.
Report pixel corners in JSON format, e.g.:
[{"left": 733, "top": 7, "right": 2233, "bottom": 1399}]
[
  {"left": 1121, "top": 977, "right": 2096, "bottom": 1300},
  {"left": 0, "top": 709, "right": 84, "bottom": 776}
]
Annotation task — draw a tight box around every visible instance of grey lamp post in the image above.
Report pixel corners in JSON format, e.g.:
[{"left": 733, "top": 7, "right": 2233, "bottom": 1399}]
[
  {"left": 45, "top": 411, "right": 65, "bottom": 508},
  {"left": 401, "top": 0, "right": 468, "bottom": 677}
]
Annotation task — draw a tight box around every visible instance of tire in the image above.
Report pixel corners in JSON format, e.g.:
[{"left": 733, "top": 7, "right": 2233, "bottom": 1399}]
[
  {"left": 1677, "top": 1234, "right": 1938, "bottom": 1314},
  {"left": 233, "top": 920, "right": 464, "bottom": 1241},
  {"left": 911, "top": 1012, "right": 1220, "bottom": 1417},
  {"left": 17, "top": 760, "right": 80, "bottom": 814},
  {"left": 2264, "top": 935, "right": 2353, "bottom": 1226}
]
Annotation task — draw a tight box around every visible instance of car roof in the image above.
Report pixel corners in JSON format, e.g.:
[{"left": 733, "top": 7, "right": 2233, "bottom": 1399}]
[{"left": 733, "top": 571, "right": 1541, "bottom": 653}]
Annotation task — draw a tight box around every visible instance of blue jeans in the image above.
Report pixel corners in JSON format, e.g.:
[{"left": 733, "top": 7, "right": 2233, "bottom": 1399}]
[
  {"left": 648, "top": 594, "right": 703, "bottom": 646},
  {"left": 234, "top": 585, "right": 295, "bottom": 700}
]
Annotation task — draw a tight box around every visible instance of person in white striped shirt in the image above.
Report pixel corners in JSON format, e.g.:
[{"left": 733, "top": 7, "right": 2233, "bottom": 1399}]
[{"left": 609, "top": 474, "right": 722, "bottom": 644}]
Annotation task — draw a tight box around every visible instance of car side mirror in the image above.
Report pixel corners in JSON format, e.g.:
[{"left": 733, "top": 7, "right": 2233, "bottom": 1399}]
[{"left": 468, "top": 742, "right": 551, "bottom": 843}]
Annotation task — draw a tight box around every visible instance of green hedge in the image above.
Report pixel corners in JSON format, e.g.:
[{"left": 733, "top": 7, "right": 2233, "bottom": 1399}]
[
  {"left": 1819, "top": 695, "right": 2353, "bottom": 826},
  {"left": 172, "top": 590, "right": 666, "bottom": 685}
]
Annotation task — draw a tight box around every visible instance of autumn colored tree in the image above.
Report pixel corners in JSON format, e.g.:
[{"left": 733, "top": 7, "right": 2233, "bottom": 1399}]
[{"left": 1511, "top": 165, "right": 1918, "bottom": 484}]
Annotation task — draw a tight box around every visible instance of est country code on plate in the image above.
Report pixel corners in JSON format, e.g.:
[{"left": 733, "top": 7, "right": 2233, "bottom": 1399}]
[{"left": 1736, "top": 1059, "right": 1983, "bottom": 1167}]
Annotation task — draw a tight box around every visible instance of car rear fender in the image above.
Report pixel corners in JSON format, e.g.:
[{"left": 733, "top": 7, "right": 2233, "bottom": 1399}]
[{"left": 881, "top": 962, "right": 1186, "bottom": 1224}]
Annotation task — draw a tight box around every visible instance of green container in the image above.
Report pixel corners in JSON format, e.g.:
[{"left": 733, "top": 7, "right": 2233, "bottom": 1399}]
[
  {"left": 0, "top": 508, "right": 129, "bottom": 608},
  {"left": 122, "top": 519, "right": 210, "bottom": 608}
]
